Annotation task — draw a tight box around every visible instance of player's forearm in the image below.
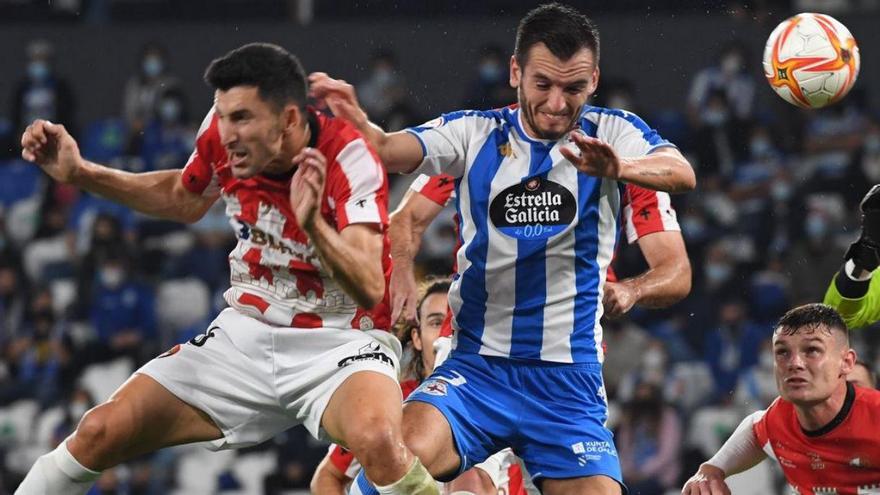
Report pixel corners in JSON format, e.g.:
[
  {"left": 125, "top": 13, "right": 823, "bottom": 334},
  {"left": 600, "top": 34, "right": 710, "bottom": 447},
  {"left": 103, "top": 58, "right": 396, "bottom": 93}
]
[
  {"left": 388, "top": 211, "right": 424, "bottom": 269},
  {"left": 310, "top": 470, "right": 349, "bottom": 495},
  {"left": 619, "top": 257, "right": 691, "bottom": 309},
  {"left": 71, "top": 162, "right": 206, "bottom": 223},
  {"left": 618, "top": 152, "right": 696, "bottom": 193},
  {"left": 705, "top": 412, "right": 767, "bottom": 477},
  {"left": 307, "top": 218, "right": 385, "bottom": 309}
]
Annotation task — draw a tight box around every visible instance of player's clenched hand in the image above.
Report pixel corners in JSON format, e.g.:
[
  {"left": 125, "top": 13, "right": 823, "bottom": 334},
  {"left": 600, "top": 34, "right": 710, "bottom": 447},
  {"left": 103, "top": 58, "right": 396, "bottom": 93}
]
[
  {"left": 308, "top": 72, "right": 368, "bottom": 127},
  {"left": 291, "top": 147, "right": 327, "bottom": 231},
  {"left": 603, "top": 281, "right": 640, "bottom": 318},
  {"left": 681, "top": 465, "right": 730, "bottom": 495},
  {"left": 20, "top": 119, "right": 83, "bottom": 183},
  {"left": 390, "top": 262, "right": 419, "bottom": 326},
  {"left": 560, "top": 131, "right": 622, "bottom": 180}
]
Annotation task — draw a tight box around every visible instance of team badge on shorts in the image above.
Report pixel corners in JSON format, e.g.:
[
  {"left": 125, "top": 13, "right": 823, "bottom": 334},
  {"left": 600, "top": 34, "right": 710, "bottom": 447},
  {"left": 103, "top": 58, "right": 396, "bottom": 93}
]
[
  {"left": 337, "top": 341, "right": 393, "bottom": 368},
  {"left": 419, "top": 379, "right": 448, "bottom": 396}
]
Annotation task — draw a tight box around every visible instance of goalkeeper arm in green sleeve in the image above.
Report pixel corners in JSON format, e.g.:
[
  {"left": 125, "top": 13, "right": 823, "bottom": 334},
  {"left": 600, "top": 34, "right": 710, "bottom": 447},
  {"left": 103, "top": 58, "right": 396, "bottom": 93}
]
[{"left": 824, "top": 185, "right": 880, "bottom": 329}]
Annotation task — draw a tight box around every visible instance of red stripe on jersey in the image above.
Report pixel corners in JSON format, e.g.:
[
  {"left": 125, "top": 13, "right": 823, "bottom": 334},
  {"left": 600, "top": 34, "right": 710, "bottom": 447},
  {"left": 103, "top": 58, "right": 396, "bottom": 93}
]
[
  {"left": 237, "top": 293, "right": 270, "bottom": 314},
  {"left": 181, "top": 107, "right": 220, "bottom": 195},
  {"left": 625, "top": 184, "right": 664, "bottom": 236},
  {"left": 414, "top": 174, "right": 455, "bottom": 207},
  {"left": 328, "top": 445, "right": 355, "bottom": 473},
  {"left": 243, "top": 248, "right": 274, "bottom": 284},
  {"left": 507, "top": 463, "right": 526, "bottom": 495},
  {"left": 292, "top": 313, "right": 323, "bottom": 328}
]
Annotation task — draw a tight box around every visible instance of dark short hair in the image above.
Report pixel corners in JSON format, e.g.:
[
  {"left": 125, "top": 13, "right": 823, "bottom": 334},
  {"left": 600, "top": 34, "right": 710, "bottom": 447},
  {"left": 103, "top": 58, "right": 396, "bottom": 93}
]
[
  {"left": 774, "top": 303, "right": 848, "bottom": 342},
  {"left": 204, "top": 42, "right": 307, "bottom": 112},
  {"left": 514, "top": 3, "right": 600, "bottom": 67}
]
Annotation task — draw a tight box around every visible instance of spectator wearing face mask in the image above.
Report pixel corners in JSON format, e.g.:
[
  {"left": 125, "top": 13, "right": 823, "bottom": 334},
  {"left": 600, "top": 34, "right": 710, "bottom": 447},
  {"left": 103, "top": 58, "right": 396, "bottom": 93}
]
[
  {"left": 121, "top": 43, "right": 179, "bottom": 149},
  {"left": 88, "top": 250, "right": 156, "bottom": 365},
  {"left": 140, "top": 88, "right": 196, "bottom": 171},
  {"left": 10, "top": 39, "right": 76, "bottom": 138},
  {"left": 463, "top": 44, "right": 516, "bottom": 110}
]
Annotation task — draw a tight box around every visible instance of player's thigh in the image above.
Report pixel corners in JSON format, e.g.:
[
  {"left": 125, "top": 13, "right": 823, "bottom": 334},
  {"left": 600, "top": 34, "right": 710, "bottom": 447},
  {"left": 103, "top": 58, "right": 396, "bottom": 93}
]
[
  {"left": 539, "top": 474, "right": 621, "bottom": 495},
  {"left": 68, "top": 373, "right": 222, "bottom": 468},
  {"left": 402, "top": 399, "right": 460, "bottom": 478},
  {"left": 320, "top": 369, "right": 404, "bottom": 446}
]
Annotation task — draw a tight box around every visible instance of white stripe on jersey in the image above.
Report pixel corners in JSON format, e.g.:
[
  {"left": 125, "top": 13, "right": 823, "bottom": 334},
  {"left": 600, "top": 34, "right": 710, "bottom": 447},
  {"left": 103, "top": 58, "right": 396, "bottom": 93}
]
[
  {"left": 335, "top": 138, "right": 384, "bottom": 225},
  {"left": 590, "top": 178, "right": 621, "bottom": 363}
]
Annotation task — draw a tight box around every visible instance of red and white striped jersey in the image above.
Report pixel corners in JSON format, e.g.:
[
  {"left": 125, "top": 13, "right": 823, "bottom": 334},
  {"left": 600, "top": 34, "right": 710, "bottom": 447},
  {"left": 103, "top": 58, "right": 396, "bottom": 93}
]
[{"left": 181, "top": 108, "right": 391, "bottom": 330}]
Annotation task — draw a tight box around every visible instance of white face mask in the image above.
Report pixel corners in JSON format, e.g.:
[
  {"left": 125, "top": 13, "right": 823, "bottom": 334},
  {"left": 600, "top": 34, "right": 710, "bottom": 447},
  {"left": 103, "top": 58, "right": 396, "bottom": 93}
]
[{"left": 99, "top": 267, "right": 125, "bottom": 289}]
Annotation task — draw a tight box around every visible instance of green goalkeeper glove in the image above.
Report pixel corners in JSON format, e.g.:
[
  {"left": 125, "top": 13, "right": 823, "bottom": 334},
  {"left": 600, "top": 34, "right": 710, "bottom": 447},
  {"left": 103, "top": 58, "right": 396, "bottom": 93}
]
[{"left": 845, "top": 184, "right": 880, "bottom": 272}]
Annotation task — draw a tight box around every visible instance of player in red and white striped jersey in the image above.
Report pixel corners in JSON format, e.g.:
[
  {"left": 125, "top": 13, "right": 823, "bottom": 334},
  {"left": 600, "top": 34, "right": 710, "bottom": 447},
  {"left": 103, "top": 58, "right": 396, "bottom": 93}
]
[{"left": 17, "top": 43, "right": 437, "bottom": 495}]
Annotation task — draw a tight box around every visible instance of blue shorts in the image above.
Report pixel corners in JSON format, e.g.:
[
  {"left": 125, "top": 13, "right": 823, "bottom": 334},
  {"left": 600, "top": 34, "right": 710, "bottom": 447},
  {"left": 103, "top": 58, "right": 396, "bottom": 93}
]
[{"left": 406, "top": 352, "right": 623, "bottom": 487}]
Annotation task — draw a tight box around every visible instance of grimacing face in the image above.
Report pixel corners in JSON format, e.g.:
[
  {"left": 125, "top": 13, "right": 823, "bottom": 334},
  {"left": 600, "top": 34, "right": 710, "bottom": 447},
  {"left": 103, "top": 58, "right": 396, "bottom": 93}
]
[
  {"left": 411, "top": 291, "right": 448, "bottom": 378},
  {"left": 214, "top": 86, "right": 302, "bottom": 179},
  {"left": 510, "top": 43, "right": 599, "bottom": 141},
  {"left": 773, "top": 324, "right": 855, "bottom": 406}
]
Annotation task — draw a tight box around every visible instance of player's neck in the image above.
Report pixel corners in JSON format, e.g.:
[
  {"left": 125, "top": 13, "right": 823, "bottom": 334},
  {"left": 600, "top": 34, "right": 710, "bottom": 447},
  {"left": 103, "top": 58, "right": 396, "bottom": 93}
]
[
  {"left": 275, "top": 123, "right": 311, "bottom": 174},
  {"left": 794, "top": 381, "right": 851, "bottom": 432}
]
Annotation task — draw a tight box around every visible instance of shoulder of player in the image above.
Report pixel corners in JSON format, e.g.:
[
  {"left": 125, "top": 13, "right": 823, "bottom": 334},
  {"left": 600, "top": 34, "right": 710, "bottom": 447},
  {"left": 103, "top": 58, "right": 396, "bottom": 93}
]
[
  {"left": 312, "top": 110, "right": 378, "bottom": 166},
  {"left": 579, "top": 105, "right": 648, "bottom": 130},
  {"left": 413, "top": 108, "right": 509, "bottom": 133},
  {"left": 853, "top": 385, "right": 880, "bottom": 410}
]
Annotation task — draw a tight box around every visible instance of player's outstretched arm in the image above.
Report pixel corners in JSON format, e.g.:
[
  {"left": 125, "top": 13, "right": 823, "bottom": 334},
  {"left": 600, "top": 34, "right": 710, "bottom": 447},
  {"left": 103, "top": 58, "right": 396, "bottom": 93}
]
[
  {"left": 309, "top": 72, "right": 424, "bottom": 174},
  {"left": 21, "top": 119, "right": 217, "bottom": 223},
  {"left": 389, "top": 189, "right": 445, "bottom": 325},
  {"left": 682, "top": 411, "right": 767, "bottom": 494},
  {"left": 604, "top": 231, "right": 691, "bottom": 318},
  {"left": 825, "top": 185, "right": 880, "bottom": 329},
  {"left": 560, "top": 133, "right": 695, "bottom": 193},
  {"left": 310, "top": 450, "right": 354, "bottom": 495}
]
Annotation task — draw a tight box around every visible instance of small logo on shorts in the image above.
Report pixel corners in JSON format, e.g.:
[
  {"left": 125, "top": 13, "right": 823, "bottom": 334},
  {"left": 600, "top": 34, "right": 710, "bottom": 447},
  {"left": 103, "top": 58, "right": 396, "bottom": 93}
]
[
  {"left": 359, "top": 315, "right": 374, "bottom": 330},
  {"left": 337, "top": 342, "right": 393, "bottom": 368},
  {"left": 419, "top": 379, "right": 448, "bottom": 396}
]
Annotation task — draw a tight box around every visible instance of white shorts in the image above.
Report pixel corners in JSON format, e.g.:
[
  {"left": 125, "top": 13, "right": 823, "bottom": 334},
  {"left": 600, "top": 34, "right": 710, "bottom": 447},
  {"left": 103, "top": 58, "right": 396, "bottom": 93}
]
[{"left": 137, "top": 308, "right": 402, "bottom": 450}]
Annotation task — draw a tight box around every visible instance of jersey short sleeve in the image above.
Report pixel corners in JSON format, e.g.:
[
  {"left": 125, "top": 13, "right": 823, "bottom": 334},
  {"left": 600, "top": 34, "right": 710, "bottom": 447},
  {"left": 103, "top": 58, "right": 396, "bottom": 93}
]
[
  {"left": 594, "top": 109, "right": 674, "bottom": 159},
  {"left": 326, "top": 444, "right": 362, "bottom": 479},
  {"left": 180, "top": 107, "right": 221, "bottom": 197},
  {"left": 408, "top": 174, "right": 455, "bottom": 207},
  {"left": 326, "top": 137, "right": 388, "bottom": 231},
  {"left": 405, "top": 111, "right": 484, "bottom": 178},
  {"left": 621, "top": 184, "right": 680, "bottom": 244}
]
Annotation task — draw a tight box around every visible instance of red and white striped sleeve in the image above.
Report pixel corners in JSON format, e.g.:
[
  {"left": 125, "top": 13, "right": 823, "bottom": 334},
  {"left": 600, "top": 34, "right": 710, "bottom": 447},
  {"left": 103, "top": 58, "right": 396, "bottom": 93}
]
[
  {"left": 180, "top": 107, "right": 221, "bottom": 197},
  {"left": 326, "top": 444, "right": 362, "bottom": 479},
  {"left": 326, "top": 137, "right": 388, "bottom": 231},
  {"left": 409, "top": 174, "right": 455, "bottom": 207},
  {"left": 621, "top": 183, "right": 680, "bottom": 244}
]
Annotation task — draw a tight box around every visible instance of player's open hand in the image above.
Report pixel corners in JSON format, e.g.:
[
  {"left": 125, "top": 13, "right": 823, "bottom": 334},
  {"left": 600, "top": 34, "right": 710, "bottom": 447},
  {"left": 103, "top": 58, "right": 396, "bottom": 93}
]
[
  {"left": 560, "top": 131, "right": 622, "bottom": 180},
  {"left": 681, "top": 465, "right": 731, "bottom": 495},
  {"left": 602, "top": 281, "right": 639, "bottom": 318},
  {"left": 308, "top": 72, "right": 368, "bottom": 127},
  {"left": 291, "top": 147, "right": 327, "bottom": 232},
  {"left": 390, "top": 261, "right": 419, "bottom": 326},
  {"left": 20, "top": 119, "right": 83, "bottom": 183}
]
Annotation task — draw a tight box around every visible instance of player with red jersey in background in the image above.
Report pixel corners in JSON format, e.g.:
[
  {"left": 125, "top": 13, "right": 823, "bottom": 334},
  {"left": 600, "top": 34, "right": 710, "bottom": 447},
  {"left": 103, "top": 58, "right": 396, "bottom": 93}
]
[
  {"left": 15, "top": 43, "right": 438, "bottom": 495},
  {"left": 682, "top": 303, "right": 880, "bottom": 495}
]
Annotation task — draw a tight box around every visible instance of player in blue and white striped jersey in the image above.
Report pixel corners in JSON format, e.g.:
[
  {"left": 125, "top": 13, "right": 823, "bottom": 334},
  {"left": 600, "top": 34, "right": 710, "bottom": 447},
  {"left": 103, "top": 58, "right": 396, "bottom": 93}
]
[{"left": 310, "top": 4, "right": 695, "bottom": 494}]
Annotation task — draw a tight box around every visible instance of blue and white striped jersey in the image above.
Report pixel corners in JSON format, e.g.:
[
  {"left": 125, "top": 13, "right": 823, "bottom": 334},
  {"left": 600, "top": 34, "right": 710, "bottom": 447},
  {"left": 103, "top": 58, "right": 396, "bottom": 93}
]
[{"left": 406, "top": 106, "right": 673, "bottom": 364}]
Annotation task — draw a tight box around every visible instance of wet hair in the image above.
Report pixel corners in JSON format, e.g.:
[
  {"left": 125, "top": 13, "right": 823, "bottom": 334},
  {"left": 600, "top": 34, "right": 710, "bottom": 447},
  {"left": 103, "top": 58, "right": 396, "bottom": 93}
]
[
  {"left": 774, "top": 303, "right": 848, "bottom": 343},
  {"left": 399, "top": 276, "right": 451, "bottom": 381},
  {"left": 204, "top": 42, "right": 307, "bottom": 112},
  {"left": 514, "top": 3, "right": 600, "bottom": 67}
]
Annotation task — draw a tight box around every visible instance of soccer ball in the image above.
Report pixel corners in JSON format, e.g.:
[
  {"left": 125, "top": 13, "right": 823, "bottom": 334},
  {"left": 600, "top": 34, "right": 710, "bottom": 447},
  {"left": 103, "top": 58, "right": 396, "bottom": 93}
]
[{"left": 762, "top": 13, "right": 860, "bottom": 108}]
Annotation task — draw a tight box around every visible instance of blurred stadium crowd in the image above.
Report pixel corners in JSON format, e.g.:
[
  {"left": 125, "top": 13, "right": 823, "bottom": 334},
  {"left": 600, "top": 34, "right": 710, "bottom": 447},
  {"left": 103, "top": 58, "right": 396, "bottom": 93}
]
[{"left": 0, "top": 1, "right": 879, "bottom": 494}]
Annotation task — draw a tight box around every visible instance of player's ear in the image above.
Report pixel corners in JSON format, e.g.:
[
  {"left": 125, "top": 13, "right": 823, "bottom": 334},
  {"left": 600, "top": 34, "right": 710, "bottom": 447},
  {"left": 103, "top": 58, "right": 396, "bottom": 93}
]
[
  {"left": 411, "top": 327, "right": 423, "bottom": 352},
  {"left": 841, "top": 348, "right": 857, "bottom": 376},
  {"left": 509, "top": 55, "right": 521, "bottom": 88},
  {"left": 589, "top": 66, "right": 600, "bottom": 96},
  {"left": 283, "top": 104, "right": 304, "bottom": 132}
]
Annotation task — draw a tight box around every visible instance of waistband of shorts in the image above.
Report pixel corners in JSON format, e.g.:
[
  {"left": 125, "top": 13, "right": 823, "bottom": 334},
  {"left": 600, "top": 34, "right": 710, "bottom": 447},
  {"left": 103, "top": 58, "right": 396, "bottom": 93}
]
[{"left": 454, "top": 351, "right": 602, "bottom": 371}]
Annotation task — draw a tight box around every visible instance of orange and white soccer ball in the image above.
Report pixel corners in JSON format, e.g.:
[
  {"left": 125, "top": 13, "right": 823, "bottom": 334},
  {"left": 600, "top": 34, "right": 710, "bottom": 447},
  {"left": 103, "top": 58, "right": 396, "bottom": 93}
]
[{"left": 763, "top": 13, "right": 860, "bottom": 108}]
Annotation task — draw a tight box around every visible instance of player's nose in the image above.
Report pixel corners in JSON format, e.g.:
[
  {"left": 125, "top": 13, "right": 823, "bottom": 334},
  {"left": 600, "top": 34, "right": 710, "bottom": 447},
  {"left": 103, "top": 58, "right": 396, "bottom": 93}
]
[{"left": 545, "top": 88, "right": 567, "bottom": 113}]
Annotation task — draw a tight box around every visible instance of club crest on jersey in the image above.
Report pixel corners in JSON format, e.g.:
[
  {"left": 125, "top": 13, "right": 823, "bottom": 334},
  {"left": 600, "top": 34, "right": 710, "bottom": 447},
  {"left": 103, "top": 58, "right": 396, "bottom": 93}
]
[
  {"left": 418, "top": 379, "right": 448, "bottom": 396},
  {"left": 489, "top": 178, "right": 576, "bottom": 240}
]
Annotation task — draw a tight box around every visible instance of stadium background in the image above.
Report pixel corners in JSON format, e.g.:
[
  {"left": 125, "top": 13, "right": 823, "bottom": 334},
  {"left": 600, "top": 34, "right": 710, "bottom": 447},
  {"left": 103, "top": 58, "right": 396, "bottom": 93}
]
[{"left": 0, "top": 0, "right": 879, "bottom": 493}]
